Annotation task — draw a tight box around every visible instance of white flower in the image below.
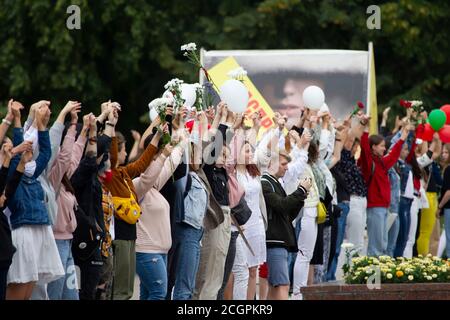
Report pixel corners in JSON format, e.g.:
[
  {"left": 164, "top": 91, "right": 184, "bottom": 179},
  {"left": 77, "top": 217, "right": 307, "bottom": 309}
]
[
  {"left": 193, "top": 83, "right": 203, "bottom": 90},
  {"left": 227, "top": 67, "right": 248, "bottom": 80},
  {"left": 408, "top": 275, "right": 414, "bottom": 281},
  {"left": 410, "top": 100, "right": 423, "bottom": 108},
  {"left": 386, "top": 273, "right": 393, "bottom": 279},
  {"left": 148, "top": 97, "right": 172, "bottom": 113},
  {"left": 426, "top": 276, "right": 433, "bottom": 280},
  {"left": 164, "top": 78, "right": 184, "bottom": 90},
  {"left": 432, "top": 274, "right": 438, "bottom": 278},
  {"left": 341, "top": 243, "right": 355, "bottom": 249},
  {"left": 181, "top": 42, "right": 197, "bottom": 52}
]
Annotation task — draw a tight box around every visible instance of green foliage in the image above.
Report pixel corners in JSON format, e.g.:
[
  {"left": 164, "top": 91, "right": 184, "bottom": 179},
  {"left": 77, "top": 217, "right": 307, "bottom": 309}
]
[{"left": 1, "top": 0, "right": 449, "bottom": 135}]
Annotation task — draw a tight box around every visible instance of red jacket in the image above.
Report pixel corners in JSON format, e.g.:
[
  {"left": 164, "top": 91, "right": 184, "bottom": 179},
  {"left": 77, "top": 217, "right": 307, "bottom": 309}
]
[{"left": 357, "top": 132, "right": 405, "bottom": 208}]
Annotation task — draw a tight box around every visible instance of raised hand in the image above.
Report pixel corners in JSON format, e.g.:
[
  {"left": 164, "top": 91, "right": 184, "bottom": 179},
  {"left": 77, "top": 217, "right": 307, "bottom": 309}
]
[
  {"left": 11, "top": 100, "right": 24, "bottom": 119},
  {"left": 11, "top": 140, "right": 33, "bottom": 157},
  {"left": 131, "top": 130, "right": 141, "bottom": 142},
  {"left": 36, "top": 105, "right": 51, "bottom": 130},
  {"left": 20, "top": 149, "right": 34, "bottom": 164},
  {"left": 299, "top": 176, "right": 312, "bottom": 191},
  {"left": 1, "top": 141, "right": 13, "bottom": 159},
  {"left": 162, "top": 144, "right": 174, "bottom": 157}
]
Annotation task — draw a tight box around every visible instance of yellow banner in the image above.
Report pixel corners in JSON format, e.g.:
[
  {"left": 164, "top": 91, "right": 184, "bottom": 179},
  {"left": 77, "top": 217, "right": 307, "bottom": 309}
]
[{"left": 208, "top": 57, "right": 275, "bottom": 135}]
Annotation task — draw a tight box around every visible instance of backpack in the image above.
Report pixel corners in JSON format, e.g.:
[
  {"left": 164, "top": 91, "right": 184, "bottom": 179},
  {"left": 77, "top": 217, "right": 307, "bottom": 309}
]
[{"left": 72, "top": 201, "right": 102, "bottom": 262}]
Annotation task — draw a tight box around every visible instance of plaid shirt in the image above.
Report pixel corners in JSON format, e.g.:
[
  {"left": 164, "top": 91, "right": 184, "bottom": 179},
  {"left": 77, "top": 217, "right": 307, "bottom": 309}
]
[
  {"left": 337, "top": 149, "right": 367, "bottom": 197},
  {"left": 101, "top": 186, "right": 115, "bottom": 258}
]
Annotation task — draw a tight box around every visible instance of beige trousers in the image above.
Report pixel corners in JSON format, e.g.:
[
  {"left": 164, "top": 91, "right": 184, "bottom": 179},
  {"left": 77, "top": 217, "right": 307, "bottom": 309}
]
[{"left": 193, "top": 207, "right": 231, "bottom": 300}]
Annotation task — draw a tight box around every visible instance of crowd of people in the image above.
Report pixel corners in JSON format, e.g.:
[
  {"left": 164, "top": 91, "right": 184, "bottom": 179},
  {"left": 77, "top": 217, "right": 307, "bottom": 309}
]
[{"left": 0, "top": 97, "right": 449, "bottom": 301}]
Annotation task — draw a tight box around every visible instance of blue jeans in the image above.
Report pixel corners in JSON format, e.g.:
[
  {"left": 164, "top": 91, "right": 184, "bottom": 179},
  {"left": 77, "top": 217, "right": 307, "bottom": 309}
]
[
  {"left": 367, "top": 207, "right": 388, "bottom": 257},
  {"left": 171, "top": 222, "right": 203, "bottom": 300},
  {"left": 136, "top": 253, "right": 168, "bottom": 300},
  {"left": 47, "top": 239, "right": 79, "bottom": 300},
  {"left": 445, "top": 209, "right": 450, "bottom": 259},
  {"left": 387, "top": 215, "right": 399, "bottom": 257},
  {"left": 327, "top": 202, "right": 350, "bottom": 281},
  {"left": 394, "top": 197, "right": 413, "bottom": 257},
  {"left": 288, "top": 217, "right": 302, "bottom": 285}
]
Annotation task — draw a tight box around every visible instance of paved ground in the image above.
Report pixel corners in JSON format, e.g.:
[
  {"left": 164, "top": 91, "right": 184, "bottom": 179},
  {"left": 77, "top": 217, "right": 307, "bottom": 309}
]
[{"left": 130, "top": 233, "right": 369, "bottom": 300}]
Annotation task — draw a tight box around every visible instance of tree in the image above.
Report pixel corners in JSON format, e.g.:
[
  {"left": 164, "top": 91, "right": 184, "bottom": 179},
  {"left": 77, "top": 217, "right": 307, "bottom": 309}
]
[{"left": 1, "top": 0, "right": 449, "bottom": 135}]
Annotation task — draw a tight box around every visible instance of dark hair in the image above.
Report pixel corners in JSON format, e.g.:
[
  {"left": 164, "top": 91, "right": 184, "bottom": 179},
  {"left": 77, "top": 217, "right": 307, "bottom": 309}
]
[
  {"left": 369, "top": 135, "right": 385, "bottom": 149},
  {"left": 61, "top": 173, "right": 75, "bottom": 195},
  {"left": 116, "top": 131, "right": 126, "bottom": 151},
  {"left": 410, "top": 156, "right": 422, "bottom": 180},
  {"left": 143, "top": 134, "right": 164, "bottom": 150},
  {"left": 308, "top": 141, "right": 319, "bottom": 164}
]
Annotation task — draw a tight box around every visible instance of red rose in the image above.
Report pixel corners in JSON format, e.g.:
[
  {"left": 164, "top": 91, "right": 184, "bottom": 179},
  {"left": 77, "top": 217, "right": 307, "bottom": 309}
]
[
  {"left": 400, "top": 99, "right": 412, "bottom": 108},
  {"left": 357, "top": 101, "right": 365, "bottom": 109}
]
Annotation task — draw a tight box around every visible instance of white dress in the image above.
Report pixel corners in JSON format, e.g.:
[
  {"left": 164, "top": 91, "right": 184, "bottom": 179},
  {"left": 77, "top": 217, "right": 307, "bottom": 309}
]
[{"left": 237, "top": 171, "right": 266, "bottom": 268}]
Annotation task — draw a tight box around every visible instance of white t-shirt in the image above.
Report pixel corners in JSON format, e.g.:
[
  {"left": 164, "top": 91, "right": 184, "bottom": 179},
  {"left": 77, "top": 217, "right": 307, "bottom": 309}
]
[{"left": 403, "top": 171, "right": 414, "bottom": 199}]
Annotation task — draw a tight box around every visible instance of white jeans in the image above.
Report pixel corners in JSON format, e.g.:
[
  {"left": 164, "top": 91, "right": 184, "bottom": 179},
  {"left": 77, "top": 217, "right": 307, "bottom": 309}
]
[
  {"left": 232, "top": 236, "right": 249, "bottom": 300},
  {"left": 293, "top": 207, "right": 318, "bottom": 297},
  {"left": 404, "top": 196, "right": 420, "bottom": 258},
  {"left": 346, "top": 196, "right": 367, "bottom": 255}
]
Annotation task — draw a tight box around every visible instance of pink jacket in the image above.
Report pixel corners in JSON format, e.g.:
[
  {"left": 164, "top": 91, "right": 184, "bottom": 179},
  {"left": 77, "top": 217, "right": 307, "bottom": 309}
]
[
  {"left": 134, "top": 142, "right": 186, "bottom": 254},
  {"left": 49, "top": 126, "right": 87, "bottom": 239}
]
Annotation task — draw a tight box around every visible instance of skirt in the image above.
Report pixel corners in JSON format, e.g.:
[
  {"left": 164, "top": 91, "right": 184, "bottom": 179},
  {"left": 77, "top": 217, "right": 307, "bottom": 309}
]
[{"left": 7, "top": 225, "right": 65, "bottom": 284}]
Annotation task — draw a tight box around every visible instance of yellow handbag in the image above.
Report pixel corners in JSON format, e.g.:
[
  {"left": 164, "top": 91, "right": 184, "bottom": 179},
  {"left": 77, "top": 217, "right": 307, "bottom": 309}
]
[
  {"left": 317, "top": 201, "right": 327, "bottom": 224},
  {"left": 112, "top": 180, "right": 142, "bottom": 225}
]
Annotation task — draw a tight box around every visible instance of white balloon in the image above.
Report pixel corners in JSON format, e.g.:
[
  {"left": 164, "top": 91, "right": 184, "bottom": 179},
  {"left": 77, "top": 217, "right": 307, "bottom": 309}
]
[
  {"left": 181, "top": 84, "right": 196, "bottom": 108},
  {"left": 303, "top": 86, "right": 325, "bottom": 110},
  {"left": 320, "top": 102, "right": 329, "bottom": 113},
  {"left": 219, "top": 79, "right": 249, "bottom": 113},
  {"left": 149, "top": 107, "right": 158, "bottom": 122}
]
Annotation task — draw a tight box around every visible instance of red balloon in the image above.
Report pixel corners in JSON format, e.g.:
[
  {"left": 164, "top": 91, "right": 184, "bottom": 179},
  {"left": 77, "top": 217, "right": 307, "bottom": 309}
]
[
  {"left": 422, "top": 123, "right": 435, "bottom": 141},
  {"left": 439, "top": 125, "right": 450, "bottom": 143},
  {"left": 441, "top": 104, "right": 450, "bottom": 125}
]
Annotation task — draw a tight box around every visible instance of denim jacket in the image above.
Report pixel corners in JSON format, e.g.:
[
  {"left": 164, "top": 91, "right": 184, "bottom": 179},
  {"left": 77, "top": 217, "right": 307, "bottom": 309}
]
[
  {"left": 388, "top": 167, "right": 400, "bottom": 213},
  {"left": 389, "top": 130, "right": 414, "bottom": 195},
  {"left": 183, "top": 172, "right": 208, "bottom": 230},
  {"left": 8, "top": 128, "right": 51, "bottom": 229},
  {"left": 397, "top": 159, "right": 412, "bottom": 195}
]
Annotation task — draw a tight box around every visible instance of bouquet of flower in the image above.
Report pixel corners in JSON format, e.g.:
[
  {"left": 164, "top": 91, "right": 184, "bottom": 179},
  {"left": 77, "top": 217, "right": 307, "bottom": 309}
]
[
  {"left": 400, "top": 99, "right": 425, "bottom": 124},
  {"left": 341, "top": 243, "right": 358, "bottom": 275},
  {"left": 192, "top": 83, "right": 204, "bottom": 112},
  {"left": 148, "top": 97, "right": 172, "bottom": 146},
  {"left": 164, "top": 78, "right": 184, "bottom": 112},
  {"left": 350, "top": 101, "right": 365, "bottom": 117},
  {"left": 227, "top": 67, "right": 248, "bottom": 82},
  {"left": 181, "top": 42, "right": 219, "bottom": 97}
]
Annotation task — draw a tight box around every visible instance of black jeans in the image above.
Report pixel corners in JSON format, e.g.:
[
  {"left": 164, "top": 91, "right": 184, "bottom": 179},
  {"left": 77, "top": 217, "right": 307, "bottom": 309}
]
[
  {"left": 75, "top": 258, "right": 103, "bottom": 300},
  {"left": 217, "top": 231, "right": 239, "bottom": 300},
  {"left": 0, "top": 266, "right": 9, "bottom": 300}
]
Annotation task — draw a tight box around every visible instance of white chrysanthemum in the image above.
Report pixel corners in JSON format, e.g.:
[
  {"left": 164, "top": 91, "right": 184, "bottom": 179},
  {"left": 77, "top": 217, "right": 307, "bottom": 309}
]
[
  {"left": 432, "top": 274, "right": 438, "bottom": 278},
  {"left": 193, "top": 83, "right": 203, "bottom": 90},
  {"left": 227, "top": 67, "right": 248, "bottom": 80},
  {"left": 148, "top": 97, "right": 172, "bottom": 113},
  {"left": 164, "top": 78, "right": 184, "bottom": 90},
  {"left": 181, "top": 42, "right": 197, "bottom": 51},
  {"left": 386, "top": 273, "right": 393, "bottom": 279},
  {"left": 408, "top": 275, "right": 414, "bottom": 281},
  {"left": 341, "top": 243, "right": 355, "bottom": 249},
  {"left": 426, "top": 276, "right": 433, "bottom": 280},
  {"left": 410, "top": 100, "right": 423, "bottom": 108}
]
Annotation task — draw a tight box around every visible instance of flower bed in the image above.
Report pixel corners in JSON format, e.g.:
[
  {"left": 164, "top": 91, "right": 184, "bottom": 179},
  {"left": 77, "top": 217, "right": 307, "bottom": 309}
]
[{"left": 343, "top": 254, "right": 450, "bottom": 284}]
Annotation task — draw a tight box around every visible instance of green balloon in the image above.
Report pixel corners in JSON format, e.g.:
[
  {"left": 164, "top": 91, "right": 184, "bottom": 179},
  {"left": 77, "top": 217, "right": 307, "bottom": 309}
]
[{"left": 428, "top": 109, "right": 447, "bottom": 131}]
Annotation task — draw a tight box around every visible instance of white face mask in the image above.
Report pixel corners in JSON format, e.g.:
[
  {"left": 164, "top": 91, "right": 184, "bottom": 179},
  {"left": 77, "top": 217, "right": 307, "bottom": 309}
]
[{"left": 24, "top": 161, "right": 37, "bottom": 177}]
